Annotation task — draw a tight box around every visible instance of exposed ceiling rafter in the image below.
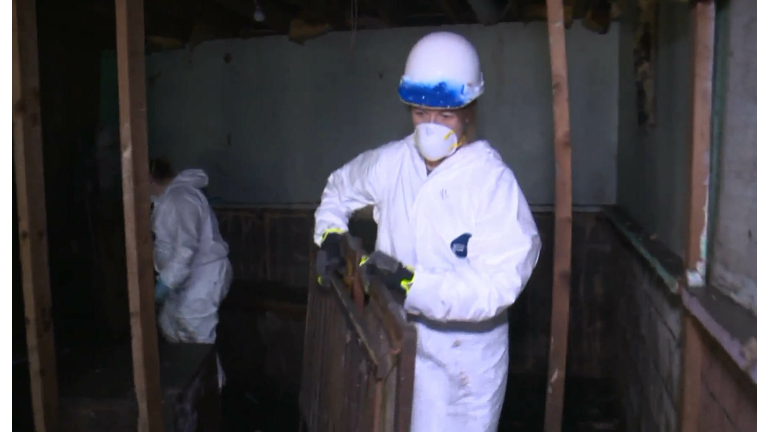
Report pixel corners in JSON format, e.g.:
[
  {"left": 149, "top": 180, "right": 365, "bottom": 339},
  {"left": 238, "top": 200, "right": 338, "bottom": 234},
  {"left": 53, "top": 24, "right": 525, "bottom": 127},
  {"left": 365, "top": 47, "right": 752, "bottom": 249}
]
[
  {"left": 41, "top": 0, "right": 621, "bottom": 52},
  {"left": 466, "top": 0, "right": 501, "bottom": 25}
]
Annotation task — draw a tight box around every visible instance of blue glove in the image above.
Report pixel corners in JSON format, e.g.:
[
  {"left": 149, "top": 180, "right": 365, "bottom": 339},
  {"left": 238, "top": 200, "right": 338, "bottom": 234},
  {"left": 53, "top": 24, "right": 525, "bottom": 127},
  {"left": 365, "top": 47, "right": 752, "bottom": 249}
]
[{"left": 155, "top": 278, "right": 171, "bottom": 303}]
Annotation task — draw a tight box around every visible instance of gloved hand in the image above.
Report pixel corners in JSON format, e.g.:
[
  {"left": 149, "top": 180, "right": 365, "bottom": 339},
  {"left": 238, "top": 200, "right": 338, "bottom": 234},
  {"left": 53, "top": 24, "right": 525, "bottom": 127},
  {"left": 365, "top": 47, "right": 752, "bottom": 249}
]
[
  {"left": 155, "top": 278, "right": 171, "bottom": 303},
  {"left": 316, "top": 229, "right": 345, "bottom": 287},
  {"left": 361, "top": 251, "right": 415, "bottom": 296}
]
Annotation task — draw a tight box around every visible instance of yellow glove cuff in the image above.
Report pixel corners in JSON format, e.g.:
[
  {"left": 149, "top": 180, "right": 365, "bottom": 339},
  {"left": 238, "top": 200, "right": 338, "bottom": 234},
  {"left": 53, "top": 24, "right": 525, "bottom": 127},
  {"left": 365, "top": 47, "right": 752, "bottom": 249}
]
[
  {"left": 321, "top": 228, "right": 345, "bottom": 243},
  {"left": 401, "top": 265, "right": 415, "bottom": 294}
]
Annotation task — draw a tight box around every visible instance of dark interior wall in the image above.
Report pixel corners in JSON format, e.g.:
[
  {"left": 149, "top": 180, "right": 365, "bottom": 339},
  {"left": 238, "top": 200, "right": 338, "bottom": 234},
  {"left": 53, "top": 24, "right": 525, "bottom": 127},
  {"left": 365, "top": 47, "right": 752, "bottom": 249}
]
[
  {"left": 612, "top": 10, "right": 693, "bottom": 425},
  {"left": 213, "top": 208, "right": 626, "bottom": 430},
  {"left": 616, "top": 0, "right": 756, "bottom": 313},
  {"left": 708, "top": 0, "right": 756, "bottom": 313},
  {"left": 14, "top": 5, "right": 106, "bottom": 429},
  {"left": 143, "top": 23, "right": 619, "bottom": 206},
  {"left": 29, "top": 2, "right": 109, "bottom": 343},
  {"left": 611, "top": 1, "right": 757, "bottom": 430},
  {"left": 608, "top": 225, "right": 684, "bottom": 432},
  {"left": 214, "top": 207, "right": 616, "bottom": 381},
  {"left": 616, "top": 0, "right": 692, "bottom": 258},
  {"left": 606, "top": 212, "right": 757, "bottom": 432}
]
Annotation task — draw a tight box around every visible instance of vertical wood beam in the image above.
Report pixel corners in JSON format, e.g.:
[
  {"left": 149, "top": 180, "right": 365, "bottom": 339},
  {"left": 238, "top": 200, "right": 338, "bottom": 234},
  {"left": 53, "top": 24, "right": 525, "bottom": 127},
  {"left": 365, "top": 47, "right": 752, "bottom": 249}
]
[
  {"left": 679, "top": 314, "right": 704, "bottom": 432},
  {"left": 466, "top": 0, "right": 501, "bottom": 25},
  {"left": 115, "top": 0, "right": 163, "bottom": 430},
  {"left": 679, "top": 2, "right": 715, "bottom": 432},
  {"left": 12, "top": 0, "right": 59, "bottom": 430},
  {"left": 543, "top": 0, "right": 574, "bottom": 431},
  {"left": 684, "top": 0, "right": 715, "bottom": 288}
]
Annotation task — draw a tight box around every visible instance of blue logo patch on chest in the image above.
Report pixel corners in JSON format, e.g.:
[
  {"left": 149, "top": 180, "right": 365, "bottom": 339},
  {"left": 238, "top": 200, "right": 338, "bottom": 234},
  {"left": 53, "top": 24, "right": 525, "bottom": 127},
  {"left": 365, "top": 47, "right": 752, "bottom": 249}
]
[{"left": 450, "top": 233, "right": 472, "bottom": 258}]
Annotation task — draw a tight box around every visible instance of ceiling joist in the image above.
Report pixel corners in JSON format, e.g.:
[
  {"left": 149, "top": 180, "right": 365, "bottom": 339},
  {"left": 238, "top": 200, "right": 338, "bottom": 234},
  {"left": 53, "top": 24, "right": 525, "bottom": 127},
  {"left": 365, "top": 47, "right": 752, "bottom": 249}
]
[
  {"left": 39, "top": 0, "right": 621, "bottom": 52},
  {"left": 466, "top": 0, "right": 502, "bottom": 25}
]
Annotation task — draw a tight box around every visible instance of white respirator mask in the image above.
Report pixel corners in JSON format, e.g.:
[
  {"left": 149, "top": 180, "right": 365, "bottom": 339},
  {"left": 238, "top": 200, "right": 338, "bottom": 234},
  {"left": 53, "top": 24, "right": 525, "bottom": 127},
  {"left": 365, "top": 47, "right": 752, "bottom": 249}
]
[{"left": 414, "top": 123, "right": 465, "bottom": 162}]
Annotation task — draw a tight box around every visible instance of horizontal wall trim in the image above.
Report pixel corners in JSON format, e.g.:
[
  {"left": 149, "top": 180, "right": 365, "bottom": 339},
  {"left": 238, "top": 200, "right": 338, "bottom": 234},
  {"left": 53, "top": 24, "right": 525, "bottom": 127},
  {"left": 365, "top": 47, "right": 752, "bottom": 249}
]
[
  {"left": 604, "top": 206, "right": 685, "bottom": 294},
  {"left": 681, "top": 289, "right": 757, "bottom": 384}
]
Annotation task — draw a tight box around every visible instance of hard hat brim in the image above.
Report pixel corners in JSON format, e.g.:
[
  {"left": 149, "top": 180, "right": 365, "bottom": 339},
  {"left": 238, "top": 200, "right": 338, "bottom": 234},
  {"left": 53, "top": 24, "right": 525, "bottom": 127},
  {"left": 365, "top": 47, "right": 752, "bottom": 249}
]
[{"left": 398, "top": 80, "right": 483, "bottom": 110}]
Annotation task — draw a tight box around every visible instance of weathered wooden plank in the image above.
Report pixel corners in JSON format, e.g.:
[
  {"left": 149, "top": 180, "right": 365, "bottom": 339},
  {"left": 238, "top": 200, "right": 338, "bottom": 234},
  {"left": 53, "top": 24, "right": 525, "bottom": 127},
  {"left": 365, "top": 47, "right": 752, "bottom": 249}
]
[
  {"left": 395, "top": 325, "right": 416, "bottom": 432},
  {"left": 328, "top": 273, "right": 381, "bottom": 372},
  {"left": 679, "top": 2, "right": 715, "bottom": 431},
  {"left": 114, "top": 0, "right": 163, "bottom": 430},
  {"left": 679, "top": 313, "right": 704, "bottom": 432},
  {"left": 684, "top": 0, "right": 715, "bottom": 287},
  {"left": 681, "top": 287, "right": 756, "bottom": 383},
  {"left": 12, "top": 0, "right": 58, "bottom": 429},
  {"left": 300, "top": 236, "right": 416, "bottom": 431},
  {"left": 543, "top": 0, "right": 574, "bottom": 430}
]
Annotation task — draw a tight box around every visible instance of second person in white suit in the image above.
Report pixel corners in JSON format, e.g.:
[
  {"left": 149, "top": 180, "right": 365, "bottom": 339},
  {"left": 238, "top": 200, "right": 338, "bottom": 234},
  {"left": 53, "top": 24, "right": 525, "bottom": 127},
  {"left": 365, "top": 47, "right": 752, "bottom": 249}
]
[{"left": 149, "top": 158, "right": 233, "bottom": 345}]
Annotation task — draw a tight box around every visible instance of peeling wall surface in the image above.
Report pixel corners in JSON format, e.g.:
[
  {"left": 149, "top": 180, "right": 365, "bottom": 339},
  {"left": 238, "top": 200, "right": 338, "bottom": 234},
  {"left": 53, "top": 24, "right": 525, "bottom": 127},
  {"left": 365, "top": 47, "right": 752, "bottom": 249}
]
[
  {"left": 145, "top": 23, "right": 618, "bottom": 205},
  {"left": 710, "top": 0, "right": 757, "bottom": 313},
  {"left": 616, "top": 1, "right": 692, "bottom": 258}
]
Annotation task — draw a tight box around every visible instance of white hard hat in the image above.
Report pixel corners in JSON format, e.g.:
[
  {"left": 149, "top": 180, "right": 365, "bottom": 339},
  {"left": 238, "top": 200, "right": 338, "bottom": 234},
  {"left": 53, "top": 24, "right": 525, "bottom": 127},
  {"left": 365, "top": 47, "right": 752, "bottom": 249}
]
[{"left": 398, "top": 32, "right": 484, "bottom": 109}]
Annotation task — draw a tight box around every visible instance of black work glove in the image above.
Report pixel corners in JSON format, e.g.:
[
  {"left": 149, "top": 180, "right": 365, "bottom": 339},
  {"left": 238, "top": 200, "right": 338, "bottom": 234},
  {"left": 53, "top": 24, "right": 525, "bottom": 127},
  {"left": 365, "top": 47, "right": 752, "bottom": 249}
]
[
  {"left": 316, "top": 230, "right": 345, "bottom": 286},
  {"left": 361, "top": 251, "right": 415, "bottom": 299}
]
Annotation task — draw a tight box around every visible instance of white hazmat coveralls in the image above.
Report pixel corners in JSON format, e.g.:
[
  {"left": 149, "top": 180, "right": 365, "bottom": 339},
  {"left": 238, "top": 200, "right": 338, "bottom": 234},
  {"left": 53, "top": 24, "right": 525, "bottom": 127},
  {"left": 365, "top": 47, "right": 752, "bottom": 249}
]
[
  {"left": 152, "top": 169, "right": 233, "bottom": 345},
  {"left": 314, "top": 135, "right": 541, "bottom": 432}
]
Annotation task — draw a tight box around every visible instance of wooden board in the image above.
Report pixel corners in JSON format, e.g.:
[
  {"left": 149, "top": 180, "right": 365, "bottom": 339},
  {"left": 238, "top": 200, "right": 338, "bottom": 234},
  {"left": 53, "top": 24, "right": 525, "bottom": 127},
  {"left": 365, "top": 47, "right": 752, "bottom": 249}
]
[
  {"left": 679, "top": 1, "right": 716, "bottom": 431},
  {"left": 115, "top": 0, "right": 163, "bottom": 430},
  {"left": 12, "top": 0, "right": 59, "bottom": 430},
  {"left": 299, "top": 237, "right": 417, "bottom": 432},
  {"left": 543, "top": 0, "right": 574, "bottom": 430},
  {"left": 679, "top": 313, "right": 704, "bottom": 432},
  {"left": 685, "top": 0, "right": 716, "bottom": 285}
]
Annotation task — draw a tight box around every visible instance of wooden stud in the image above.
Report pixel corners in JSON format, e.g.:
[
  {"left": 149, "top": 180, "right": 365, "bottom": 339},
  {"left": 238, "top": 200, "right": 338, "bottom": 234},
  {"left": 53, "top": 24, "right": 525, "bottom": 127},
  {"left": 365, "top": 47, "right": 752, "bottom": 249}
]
[
  {"left": 435, "top": 0, "right": 462, "bottom": 23},
  {"left": 362, "top": 0, "right": 398, "bottom": 26},
  {"left": 115, "top": 0, "right": 164, "bottom": 430},
  {"left": 684, "top": 0, "right": 715, "bottom": 286},
  {"left": 678, "top": 2, "right": 715, "bottom": 432},
  {"left": 679, "top": 313, "right": 704, "bottom": 432},
  {"left": 466, "top": 0, "right": 501, "bottom": 25},
  {"left": 12, "top": 0, "right": 59, "bottom": 430},
  {"left": 542, "top": 0, "right": 574, "bottom": 431}
]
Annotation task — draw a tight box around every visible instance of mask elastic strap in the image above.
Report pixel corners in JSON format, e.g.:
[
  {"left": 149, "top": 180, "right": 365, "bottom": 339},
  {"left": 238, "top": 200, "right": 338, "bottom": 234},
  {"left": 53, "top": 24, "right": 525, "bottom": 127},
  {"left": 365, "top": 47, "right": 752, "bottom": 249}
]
[{"left": 448, "top": 135, "right": 466, "bottom": 151}]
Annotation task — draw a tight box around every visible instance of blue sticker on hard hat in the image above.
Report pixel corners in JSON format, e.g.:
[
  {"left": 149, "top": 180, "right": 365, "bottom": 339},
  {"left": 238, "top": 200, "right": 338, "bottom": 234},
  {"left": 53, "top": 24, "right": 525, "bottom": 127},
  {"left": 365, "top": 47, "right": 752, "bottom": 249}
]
[
  {"left": 398, "top": 79, "right": 472, "bottom": 109},
  {"left": 450, "top": 233, "right": 472, "bottom": 258}
]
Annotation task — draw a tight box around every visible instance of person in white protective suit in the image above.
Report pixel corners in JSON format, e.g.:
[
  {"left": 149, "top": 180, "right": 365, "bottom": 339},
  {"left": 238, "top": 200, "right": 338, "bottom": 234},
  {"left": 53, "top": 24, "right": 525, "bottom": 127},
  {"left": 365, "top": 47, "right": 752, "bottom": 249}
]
[
  {"left": 149, "top": 158, "right": 233, "bottom": 344},
  {"left": 313, "top": 32, "right": 541, "bottom": 432}
]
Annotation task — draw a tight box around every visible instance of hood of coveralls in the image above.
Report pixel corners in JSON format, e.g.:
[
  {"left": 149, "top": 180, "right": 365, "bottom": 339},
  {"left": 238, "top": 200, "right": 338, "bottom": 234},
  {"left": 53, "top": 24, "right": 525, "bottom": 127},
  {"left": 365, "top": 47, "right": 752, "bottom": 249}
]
[{"left": 170, "top": 169, "right": 209, "bottom": 190}]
